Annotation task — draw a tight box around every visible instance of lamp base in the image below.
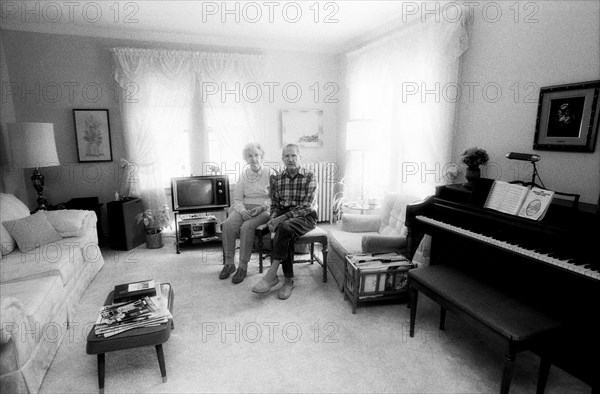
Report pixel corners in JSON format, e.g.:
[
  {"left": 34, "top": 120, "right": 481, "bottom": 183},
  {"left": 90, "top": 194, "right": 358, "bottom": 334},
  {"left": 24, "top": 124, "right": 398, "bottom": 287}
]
[{"left": 31, "top": 168, "right": 51, "bottom": 212}]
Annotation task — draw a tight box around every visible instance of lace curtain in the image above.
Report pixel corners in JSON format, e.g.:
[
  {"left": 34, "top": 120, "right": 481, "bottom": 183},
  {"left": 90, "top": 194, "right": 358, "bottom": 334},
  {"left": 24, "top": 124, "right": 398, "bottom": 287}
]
[
  {"left": 346, "top": 14, "right": 472, "bottom": 200},
  {"left": 112, "top": 47, "right": 267, "bottom": 211}
]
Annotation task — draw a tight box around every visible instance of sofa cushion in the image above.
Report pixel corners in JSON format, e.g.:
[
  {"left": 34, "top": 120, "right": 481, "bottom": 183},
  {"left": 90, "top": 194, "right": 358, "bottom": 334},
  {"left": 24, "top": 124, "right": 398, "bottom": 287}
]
[
  {"left": 3, "top": 211, "right": 62, "bottom": 253},
  {"left": 0, "top": 237, "right": 83, "bottom": 286},
  {"left": 0, "top": 194, "right": 31, "bottom": 256},
  {"left": 327, "top": 226, "right": 373, "bottom": 256}
]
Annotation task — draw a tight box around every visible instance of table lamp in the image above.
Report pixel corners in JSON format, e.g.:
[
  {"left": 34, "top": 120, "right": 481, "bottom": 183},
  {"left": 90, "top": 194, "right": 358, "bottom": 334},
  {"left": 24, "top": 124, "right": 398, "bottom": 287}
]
[
  {"left": 346, "top": 119, "right": 380, "bottom": 204},
  {"left": 8, "top": 123, "right": 60, "bottom": 211}
]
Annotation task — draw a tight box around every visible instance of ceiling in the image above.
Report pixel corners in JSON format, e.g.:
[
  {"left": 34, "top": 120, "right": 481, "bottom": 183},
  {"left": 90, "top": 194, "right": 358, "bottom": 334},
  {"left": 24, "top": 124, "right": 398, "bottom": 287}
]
[{"left": 0, "top": 0, "right": 412, "bottom": 53}]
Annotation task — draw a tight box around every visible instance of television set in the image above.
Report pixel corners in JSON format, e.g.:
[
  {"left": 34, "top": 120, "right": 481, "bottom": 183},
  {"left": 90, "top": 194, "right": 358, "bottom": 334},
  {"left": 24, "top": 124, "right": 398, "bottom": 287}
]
[{"left": 171, "top": 175, "right": 231, "bottom": 212}]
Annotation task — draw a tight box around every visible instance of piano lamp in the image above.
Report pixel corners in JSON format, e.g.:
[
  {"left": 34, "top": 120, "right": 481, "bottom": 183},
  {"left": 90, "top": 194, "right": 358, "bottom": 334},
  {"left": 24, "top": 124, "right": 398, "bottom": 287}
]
[
  {"left": 346, "top": 119, "right": 379, "bottom": 204},
  {"left": 8, "top": 123, "right": 60, "bottom": 211},
  {"left": 506, "top": 152, "right": 544, "bottom": 188}
]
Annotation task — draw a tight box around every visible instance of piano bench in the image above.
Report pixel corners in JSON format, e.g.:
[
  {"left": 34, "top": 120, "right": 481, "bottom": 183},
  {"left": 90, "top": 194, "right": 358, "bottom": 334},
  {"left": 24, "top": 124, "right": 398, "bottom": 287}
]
[{"left": 408, "top": 265, "right": 563, "bottom": 394}]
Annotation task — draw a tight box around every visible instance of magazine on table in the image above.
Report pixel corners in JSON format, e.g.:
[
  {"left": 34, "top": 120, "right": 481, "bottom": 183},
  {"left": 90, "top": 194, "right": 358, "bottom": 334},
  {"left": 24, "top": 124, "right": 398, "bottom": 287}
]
[
  {"left": 94, "top": 285, "right": 172, "bottom": 338},
  {"left": 349, "top": 253, "right": 410, "bottom": 266}
]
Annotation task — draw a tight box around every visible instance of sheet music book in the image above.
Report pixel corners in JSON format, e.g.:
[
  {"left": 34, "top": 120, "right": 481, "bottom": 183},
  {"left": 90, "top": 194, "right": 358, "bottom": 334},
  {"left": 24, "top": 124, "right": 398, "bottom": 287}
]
[
  {"left": 484, "top": 181, "right": 554, "bottom": 220},
  {"left": 517, "top": 187, "right": 555, "bottom": 221}
]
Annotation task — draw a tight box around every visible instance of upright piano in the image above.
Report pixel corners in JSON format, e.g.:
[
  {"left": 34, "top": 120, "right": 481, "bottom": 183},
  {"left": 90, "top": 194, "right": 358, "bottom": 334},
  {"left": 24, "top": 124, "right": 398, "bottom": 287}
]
[{"left": 405, "top": 180, "right": 599, "bottom": 390}]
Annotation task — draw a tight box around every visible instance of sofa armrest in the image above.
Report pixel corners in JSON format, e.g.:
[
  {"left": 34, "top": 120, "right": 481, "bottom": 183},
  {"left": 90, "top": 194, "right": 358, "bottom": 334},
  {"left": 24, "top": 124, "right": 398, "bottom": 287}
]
[
  {"left": 44, "top": 210, "right": 97, "bottom": 237},
  {"left": 341, "top": 214, "right": 381, "bottom": 233},
  {"left": 361, "top": 235, "right": 407, "bottom": 254}
]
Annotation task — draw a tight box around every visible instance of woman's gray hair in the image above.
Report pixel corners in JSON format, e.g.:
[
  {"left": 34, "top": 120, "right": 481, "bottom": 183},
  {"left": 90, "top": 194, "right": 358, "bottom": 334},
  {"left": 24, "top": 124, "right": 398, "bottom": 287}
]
[{"left": 242, "top": 143, "right": 265, "bottom": 159}]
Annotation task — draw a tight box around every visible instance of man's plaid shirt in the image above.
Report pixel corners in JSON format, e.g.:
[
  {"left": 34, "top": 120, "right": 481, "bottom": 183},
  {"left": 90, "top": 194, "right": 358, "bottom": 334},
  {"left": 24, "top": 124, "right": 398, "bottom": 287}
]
[{"left": 270, "top": 167, "right": 318, "bottom": 219}]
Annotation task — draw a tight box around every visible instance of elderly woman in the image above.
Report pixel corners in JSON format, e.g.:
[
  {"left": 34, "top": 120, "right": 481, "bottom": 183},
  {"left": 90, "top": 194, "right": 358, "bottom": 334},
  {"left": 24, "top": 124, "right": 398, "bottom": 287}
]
[{"left": 220, "top": 143, "right": 273, "bottom": 283}]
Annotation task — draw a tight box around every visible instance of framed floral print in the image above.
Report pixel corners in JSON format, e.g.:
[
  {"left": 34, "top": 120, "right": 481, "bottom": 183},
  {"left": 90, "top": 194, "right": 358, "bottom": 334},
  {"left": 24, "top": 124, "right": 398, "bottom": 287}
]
[{"left": 73, "top": 109, "right": 113, "bottom": 162}]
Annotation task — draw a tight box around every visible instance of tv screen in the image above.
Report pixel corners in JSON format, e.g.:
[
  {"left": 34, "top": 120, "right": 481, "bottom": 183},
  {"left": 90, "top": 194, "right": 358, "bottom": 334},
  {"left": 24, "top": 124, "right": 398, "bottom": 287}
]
[
  {"left": 176, "top": 179, "right": 213, "bottom": 207},
  {"left": 171, "top": 175, "right": 230, "bottom": 212}
]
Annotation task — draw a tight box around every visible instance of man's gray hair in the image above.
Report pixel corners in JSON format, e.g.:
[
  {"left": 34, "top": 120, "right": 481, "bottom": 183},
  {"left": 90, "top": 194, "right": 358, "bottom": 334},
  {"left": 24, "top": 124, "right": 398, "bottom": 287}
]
[
  {"left": 283, "top": 143, "right": 300, "bottom": 154},
  {"left": 242, "top": 143, "right": 265, "bottom": 159}
]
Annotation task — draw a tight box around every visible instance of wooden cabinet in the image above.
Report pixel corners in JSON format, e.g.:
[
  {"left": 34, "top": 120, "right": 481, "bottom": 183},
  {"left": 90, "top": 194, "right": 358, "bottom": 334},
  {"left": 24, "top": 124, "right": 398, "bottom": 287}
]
[{"left": 107, "top": 198, "right": 146, "bottom": 251}]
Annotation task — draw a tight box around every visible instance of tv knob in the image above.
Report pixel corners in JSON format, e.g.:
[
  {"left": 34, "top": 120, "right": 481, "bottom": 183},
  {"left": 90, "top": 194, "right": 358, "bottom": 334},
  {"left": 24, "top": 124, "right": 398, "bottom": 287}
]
[
  {"left": 217, "top": 181, "right": 222, "bottom": 186},
  {"left": 218, "top": 190, "right": 223, "bottom": 194}
]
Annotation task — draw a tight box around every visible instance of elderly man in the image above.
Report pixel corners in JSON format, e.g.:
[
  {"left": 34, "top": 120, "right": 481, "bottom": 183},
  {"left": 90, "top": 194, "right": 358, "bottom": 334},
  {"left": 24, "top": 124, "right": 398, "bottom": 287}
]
[{"left": 251, "top": 144, "right": 317, "bottom": 300}]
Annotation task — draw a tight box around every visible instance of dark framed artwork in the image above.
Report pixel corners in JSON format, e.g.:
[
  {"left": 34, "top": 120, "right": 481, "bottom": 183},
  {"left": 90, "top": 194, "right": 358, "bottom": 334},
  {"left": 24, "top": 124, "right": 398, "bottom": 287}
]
[
  {"left": 73, "top": 109, "right": 113, "bottom": 162},
  {"left": 533, "top": 80, "right": 600, "bottom": 152}
]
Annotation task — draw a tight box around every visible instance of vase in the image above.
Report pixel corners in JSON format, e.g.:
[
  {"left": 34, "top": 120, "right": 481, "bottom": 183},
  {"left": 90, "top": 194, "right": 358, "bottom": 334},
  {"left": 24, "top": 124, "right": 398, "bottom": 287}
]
[
  {"left": 145, "top": 228, "right": 164, "bottom": 249},
  {"left": 465, "top": 167, "right": 481, "bottom": 187}
]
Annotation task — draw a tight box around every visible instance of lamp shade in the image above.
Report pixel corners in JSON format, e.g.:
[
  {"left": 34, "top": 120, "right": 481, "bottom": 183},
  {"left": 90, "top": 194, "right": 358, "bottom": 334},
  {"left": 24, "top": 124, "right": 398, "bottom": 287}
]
[
  {"left": 8, "top": 123, "right": 59, "bottom": 168},
  {"left": 346, "top": 119, "right": 380, "bottom": 151}
]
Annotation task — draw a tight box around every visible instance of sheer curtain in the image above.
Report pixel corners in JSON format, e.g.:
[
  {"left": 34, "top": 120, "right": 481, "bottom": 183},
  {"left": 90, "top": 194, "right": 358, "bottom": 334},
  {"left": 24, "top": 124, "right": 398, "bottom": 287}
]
[
  {"left": 346, "top": 14, "right": 472, "bottom": 200},
  {"left": 112, "top": 48, "right": 266, "bottom": 211},
  {"left": 196, "top": 53, "right": 267, "bottom": 180}
]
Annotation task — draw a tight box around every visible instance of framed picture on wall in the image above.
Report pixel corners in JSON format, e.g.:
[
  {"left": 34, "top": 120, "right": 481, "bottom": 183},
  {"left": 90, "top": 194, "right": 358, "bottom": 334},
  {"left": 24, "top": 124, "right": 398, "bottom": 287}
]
[
  {"left": 73, "top": 109, "right": 113, "bottom": 162},
  {"left": 533, "top": 80, "right": 600, "bottom": 152},
  {"left": 281, "top": 109, "right": 323, "bottom": 148}
]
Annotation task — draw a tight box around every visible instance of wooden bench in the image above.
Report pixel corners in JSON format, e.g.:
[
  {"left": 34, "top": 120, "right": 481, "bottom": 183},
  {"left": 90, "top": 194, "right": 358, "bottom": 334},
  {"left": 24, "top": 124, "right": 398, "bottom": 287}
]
[
  {"left": 255, "top": 224, "right": 328, "bottom": 283},
  {"left": 408, "top": 265, "right": 563, "bottom": 394}
]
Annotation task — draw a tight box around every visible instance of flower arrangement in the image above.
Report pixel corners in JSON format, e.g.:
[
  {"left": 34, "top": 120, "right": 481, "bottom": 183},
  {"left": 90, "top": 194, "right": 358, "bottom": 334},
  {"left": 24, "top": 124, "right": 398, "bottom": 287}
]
[
  {"left": 461, "top": 147, "right": 489, "bottom": 169},
  {"left": 136, "top": 205, "right": 171, "bottom": 233}
]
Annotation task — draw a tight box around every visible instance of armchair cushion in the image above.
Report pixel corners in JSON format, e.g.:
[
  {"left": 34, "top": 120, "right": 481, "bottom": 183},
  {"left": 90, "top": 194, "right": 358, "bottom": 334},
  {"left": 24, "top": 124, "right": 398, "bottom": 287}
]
[
  {"left": 379, "top": 193, "right": 407, "bottom": 235},
  {"left": 362, "top": 234, "right": 407, "bottom": 254},
  {"left": 341, "top": 214, "right": 380, "bottom": 233}
]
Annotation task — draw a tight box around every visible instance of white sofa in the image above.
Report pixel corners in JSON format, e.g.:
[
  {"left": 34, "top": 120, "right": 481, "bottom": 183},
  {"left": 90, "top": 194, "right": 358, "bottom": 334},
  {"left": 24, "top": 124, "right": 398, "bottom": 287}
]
[{"left": 0, "top": 193, "right": 105, "bottom": 393}]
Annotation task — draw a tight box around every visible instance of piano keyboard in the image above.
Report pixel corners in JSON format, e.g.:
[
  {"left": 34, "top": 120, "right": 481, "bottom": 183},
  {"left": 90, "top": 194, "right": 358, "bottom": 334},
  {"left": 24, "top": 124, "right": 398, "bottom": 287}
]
[{"left": 416, "top": 215, "right": 600, "bottom": 281}]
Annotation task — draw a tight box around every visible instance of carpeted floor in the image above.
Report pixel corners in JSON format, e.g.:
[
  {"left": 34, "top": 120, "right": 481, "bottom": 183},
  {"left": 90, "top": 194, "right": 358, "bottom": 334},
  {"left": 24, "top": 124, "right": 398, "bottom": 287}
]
[{"left": 39, "top": 237, "right": 589, "bottom": 393}]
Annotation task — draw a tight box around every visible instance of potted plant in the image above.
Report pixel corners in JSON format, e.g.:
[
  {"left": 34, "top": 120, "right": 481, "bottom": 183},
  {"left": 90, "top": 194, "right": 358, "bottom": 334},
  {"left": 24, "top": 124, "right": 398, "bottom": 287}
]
[
  {"left": 136, "top": 205, "right": 171, "bottom": 249},
  {"left": 461, "top": 147, "right": 489, "bottom": 183}
]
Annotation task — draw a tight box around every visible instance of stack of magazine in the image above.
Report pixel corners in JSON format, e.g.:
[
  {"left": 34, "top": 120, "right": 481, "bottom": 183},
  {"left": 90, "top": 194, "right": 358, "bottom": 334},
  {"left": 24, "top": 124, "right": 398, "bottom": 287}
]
[{"left": 94, "top": 282, "right": 172, "bottom": 338}]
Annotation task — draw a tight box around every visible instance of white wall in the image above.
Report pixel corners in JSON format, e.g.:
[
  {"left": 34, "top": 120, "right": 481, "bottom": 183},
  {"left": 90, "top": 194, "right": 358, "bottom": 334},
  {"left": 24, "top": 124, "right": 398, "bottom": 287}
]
[
  {"left": 455, "top": 1, "right": 600, "bottom": 204},
  {"left": 2, "top": 30, "right": 342, "bottom": 218},
  {"left": 0, "top": 32, "right": 26, "bottom": 200},
  {"left": 258, "top": 49, "right": 340, "bottom": 167}
]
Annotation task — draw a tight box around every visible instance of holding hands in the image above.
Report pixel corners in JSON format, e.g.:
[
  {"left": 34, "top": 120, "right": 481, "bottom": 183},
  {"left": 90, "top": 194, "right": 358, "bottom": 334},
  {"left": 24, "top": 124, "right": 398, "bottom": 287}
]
[
  {"left": 241, "top": 206, "right": 266, "bottom": 221},
  {"left": 240, "top": 210, "right": 253, "bottom": 220}
]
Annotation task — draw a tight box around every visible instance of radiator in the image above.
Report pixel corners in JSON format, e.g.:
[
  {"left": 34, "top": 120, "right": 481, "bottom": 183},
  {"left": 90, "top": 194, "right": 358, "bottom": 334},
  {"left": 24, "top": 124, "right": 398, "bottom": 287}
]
[{"left": 308, "top": 162, "right": 337, "bottom": 223}]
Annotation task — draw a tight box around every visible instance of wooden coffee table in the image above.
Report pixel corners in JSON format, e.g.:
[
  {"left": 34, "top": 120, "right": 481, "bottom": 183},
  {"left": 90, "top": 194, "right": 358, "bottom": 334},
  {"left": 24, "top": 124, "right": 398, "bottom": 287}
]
[{"left": 86, "top": 283, "right": 174, "bottom": 393}]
